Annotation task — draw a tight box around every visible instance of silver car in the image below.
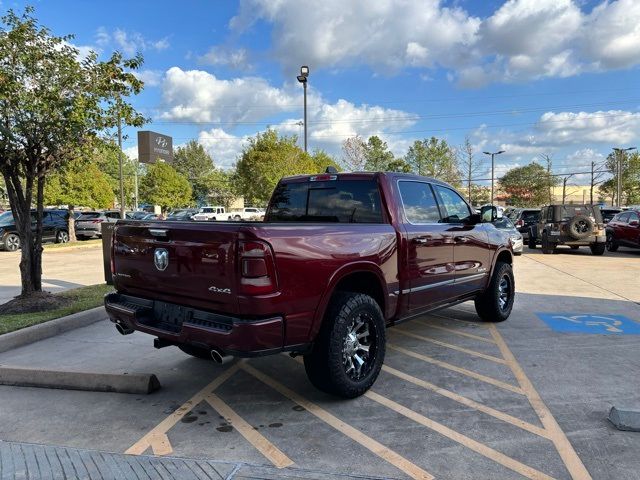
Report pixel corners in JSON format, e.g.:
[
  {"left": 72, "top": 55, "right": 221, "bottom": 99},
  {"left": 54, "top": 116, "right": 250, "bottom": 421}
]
[{"left": 493, "top": 216, "right": 523, "bottom": 255}]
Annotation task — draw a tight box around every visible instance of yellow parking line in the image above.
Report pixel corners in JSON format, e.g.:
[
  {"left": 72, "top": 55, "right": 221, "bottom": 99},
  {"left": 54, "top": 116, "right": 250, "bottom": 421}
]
[
  {"left": 393, "top": 328, "right": 507, "bottom": 364},
  {"left": 125, "top": 364, "right": 241, "bottom": 456},
  {"left": 205, "top": 392, "right": 294, "bottom": 468},
  {"left": 388, "top": 344, "right": 524, "bottom": 395},
  {"left": 489, "top": 326, "right": 592, "bottom": 480},
  {"left": 382, "top": 365, "right": 549, "bottom": 439},
  {"left": 415, "top": 320, "right": 496, "bottom": 344},
  {"left": 241, "top": 363, "right": 434, "bottom": 480},
  {"left": 366, "top": 391, "right": 555, "bottom": 480},
  {"left": 431, "top": 312, "right": 489, "bottom": 327}
]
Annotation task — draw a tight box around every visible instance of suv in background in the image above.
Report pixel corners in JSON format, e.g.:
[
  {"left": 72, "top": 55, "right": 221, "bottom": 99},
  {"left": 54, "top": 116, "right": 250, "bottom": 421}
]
[
  {"left": 191, "top": 206, "right": 226, "bottom": 221},
  {"left": 510, "top": 208, "right": 540, "bottom": 242},
  {"left": 601, "top": 207, "right": 622, "bottom": 224},
  {"left": 529, "top": 204, "right": 605, "bottom": 255},
  {"left": 76, "top": 211, "right": 123, "bottom": 239},
  {"left": 0, "top": 209, "right": 69, "bottom": 251},
  {"left": 606, "top": 210, "right": 640, "bottom": 252}
]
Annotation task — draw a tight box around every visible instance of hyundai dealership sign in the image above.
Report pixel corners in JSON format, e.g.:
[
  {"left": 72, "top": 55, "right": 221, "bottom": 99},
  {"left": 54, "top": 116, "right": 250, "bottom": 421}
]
[{"left": 137, "top": 131, "right": 173, "bottom": 164}]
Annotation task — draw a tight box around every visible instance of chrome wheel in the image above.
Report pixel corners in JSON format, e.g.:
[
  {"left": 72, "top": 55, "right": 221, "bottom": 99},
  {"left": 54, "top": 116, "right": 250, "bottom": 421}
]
[
  {"left": 342, "top": 313, "right": 376, "bottom": 381},
  {"left": 5, "top": 234, "right": 20, "bottom": 251},
  {"left": 57, "top": 230, "right": 69, "bottom": 243},
  {"left": 498, "top": 276, "right": 511, "bottom": 311}
]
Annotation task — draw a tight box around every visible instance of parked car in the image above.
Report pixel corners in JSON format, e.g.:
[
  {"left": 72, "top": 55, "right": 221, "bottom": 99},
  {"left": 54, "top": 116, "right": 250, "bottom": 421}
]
[
  {"left": 226, "top": 207, "right": 265, "bottom": 221},
  {"left": 510, "top": 208, "right": 540, "bottom": 242},
  {"left": 75, "top": 211, "right": 123, "bottom": 239},
  {"left": 528, "top": 204, "right": 605, "bottom": 255},
  {"left": 166, "top": 208, "right": 199, "bottom": 221},
  {"left": 606, "top": 210, "right": 640, "bottom": 252},
  {"left": 191, "top": 206, "right": 226, "bottom": 221},
  {"left": 493, "top": 216, "right": 523, "bottom": 255},
  {"left": 600, "top": 207, "right": 622, "bottom": 224},
  {"left": 0, "top": 209, "right": 70, "bottom": 251},
  {"left": 105, "top": 171, "right": 515, "bottom": 398}
]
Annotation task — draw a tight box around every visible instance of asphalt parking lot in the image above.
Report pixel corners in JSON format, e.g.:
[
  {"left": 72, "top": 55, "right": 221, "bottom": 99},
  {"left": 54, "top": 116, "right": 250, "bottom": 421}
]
[
  {"left": 0, "top": 245, "right": 104, "bottom": 304},
  {"left": 1, "top": 247, "right": 639, "bottom": 480}
]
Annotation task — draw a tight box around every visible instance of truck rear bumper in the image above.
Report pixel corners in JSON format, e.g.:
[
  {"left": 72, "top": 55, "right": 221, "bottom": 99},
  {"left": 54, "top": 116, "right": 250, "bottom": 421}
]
[{"left": 104, "top": 292, "right": 285, "bottom": 357}]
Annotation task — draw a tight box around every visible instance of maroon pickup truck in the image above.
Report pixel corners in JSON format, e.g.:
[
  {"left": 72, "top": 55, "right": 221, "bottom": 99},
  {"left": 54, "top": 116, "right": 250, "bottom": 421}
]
[{"left": 105, "top": 172, "right": 515, "bottom": 397}]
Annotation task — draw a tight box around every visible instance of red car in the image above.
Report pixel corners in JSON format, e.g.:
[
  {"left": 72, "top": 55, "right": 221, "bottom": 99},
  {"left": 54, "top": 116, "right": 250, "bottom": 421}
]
[
  {"left": 606, "top": 210, "right": 640, "bottom": 251},
  {"left": 105, "top": 172, "right": 514, "bottom": 397}
]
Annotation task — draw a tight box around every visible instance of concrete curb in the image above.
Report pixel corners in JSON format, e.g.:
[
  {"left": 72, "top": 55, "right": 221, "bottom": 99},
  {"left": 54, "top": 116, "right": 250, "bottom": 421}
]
[
  {"left": 0, "top": 306, "right": 107, "bottom": 354},
  {"left": 0, "top": 366, "right": 160, "bottom": 394}
]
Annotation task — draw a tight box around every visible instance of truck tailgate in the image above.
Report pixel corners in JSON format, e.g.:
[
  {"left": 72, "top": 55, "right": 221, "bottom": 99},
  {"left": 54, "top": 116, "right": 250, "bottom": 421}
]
[{"left": 112, "top": 221, "right": 240, "bottom": 314}]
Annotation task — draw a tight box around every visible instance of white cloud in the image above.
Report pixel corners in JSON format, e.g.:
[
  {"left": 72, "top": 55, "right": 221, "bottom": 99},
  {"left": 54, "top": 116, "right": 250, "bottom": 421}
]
[
  {"left": 536, "top": 110, "right": 640, "bottom": 145},
  {"left": 199, "top": 46, "right": 251, "bottom": 69},
  {"left": 197, "top": 128, "right": 250, "bottom": 169},
  {"left": 229, "top": 0, "right": 640, "bottom": 85},
  {"left": 134, "top": 69, "right": 163, "bottom": 87},
  {"left": 96, "top": 27, "right": 170, "bottom": 56}
]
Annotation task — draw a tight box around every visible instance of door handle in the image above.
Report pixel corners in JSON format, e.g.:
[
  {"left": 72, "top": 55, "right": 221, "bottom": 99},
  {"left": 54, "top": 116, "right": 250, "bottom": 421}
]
[{"left": 454, "top": 236, "right": 469, "bottom": 244}]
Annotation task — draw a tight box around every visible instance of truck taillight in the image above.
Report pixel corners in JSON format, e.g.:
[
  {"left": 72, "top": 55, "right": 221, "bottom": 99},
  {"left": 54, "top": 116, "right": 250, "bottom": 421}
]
[{"left": 238, "top": 240, "right": 277, "bottom": 295}]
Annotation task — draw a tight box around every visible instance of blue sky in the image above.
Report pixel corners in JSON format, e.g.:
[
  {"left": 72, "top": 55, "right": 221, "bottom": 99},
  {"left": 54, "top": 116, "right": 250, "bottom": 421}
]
[{"left": 3, "top": 0, "right": 640, "bottom": 184}]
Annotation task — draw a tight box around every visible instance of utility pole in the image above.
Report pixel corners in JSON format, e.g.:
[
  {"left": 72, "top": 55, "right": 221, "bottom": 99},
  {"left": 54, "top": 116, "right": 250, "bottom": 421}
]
[
  {"left": 117, "top": 105, "right": 125, "bottom": 219},
  {"left": 483, "top": 150, "right": 505, "bottom": 205},
  {"left": 134, "top": 159, "right": 139, "bottom": 211},
  {"left": 613, "top": 146, "right": 637, "bottom": 207},
  {"left": 296, "top": 66, "right": 309, "bottom": 153}
]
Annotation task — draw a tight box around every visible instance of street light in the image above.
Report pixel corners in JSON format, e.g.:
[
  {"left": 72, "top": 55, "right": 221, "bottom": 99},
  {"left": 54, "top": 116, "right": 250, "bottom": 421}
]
[
  {"left": 483, "top": 150, "right": 505, "bottom": 205},
  {"left": 296, "top": 65, "right": 309, "bottom": 153},
  {"left": 612, "top": 146, "right": 637, "bottom": 207}
]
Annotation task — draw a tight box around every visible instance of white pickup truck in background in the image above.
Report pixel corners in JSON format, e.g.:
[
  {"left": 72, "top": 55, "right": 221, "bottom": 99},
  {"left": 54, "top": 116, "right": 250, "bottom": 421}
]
[{"left": 226, "top": 207, "right": 265, "bottom": 221}]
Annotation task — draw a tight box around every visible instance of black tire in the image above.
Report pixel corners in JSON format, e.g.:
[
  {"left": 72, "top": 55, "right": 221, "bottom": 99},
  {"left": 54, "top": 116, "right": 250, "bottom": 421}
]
[
  {"left": 570, "top": 245, "right": 579, "bottom": 250},
  {"left": 474, "top": 261, "right": 515, "bottom": 322},
  {"left": 567, "top": 215, "right": 593, "bottom": 240},
  {"left": 4, "top": 233, "right": 20, "bottom": 252},
  {"left": 178, "top": 344, "right": 212, "bottom": 360},
  {"left": 55, "top": 230, "right": 69, "bottom": 244},
  {"left": 527, "top": 236, "right": 536, "bottom": 249},
  {"left": 541, "top": 232, "right": 555, "bottom": 254},
  {"left": 304, "top": 292, "right": 385, "bottom": 398},
  {"left": 606, "top": 232, "right": 619, "bottom": 252},
  {"left": 590, "top": 243, "right": 606, "bottom": 256}
]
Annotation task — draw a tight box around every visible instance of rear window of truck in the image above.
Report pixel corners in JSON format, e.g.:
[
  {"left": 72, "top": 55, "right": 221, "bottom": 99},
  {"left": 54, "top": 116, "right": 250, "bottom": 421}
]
[{"left": 267, "top": 180, "right": 384, "bottom": 223}]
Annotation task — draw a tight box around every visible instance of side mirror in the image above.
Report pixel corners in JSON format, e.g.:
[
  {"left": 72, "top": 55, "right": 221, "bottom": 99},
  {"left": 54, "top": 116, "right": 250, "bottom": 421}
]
[{"left": 480, "top": 205, "right": 498, "bottom": 223}]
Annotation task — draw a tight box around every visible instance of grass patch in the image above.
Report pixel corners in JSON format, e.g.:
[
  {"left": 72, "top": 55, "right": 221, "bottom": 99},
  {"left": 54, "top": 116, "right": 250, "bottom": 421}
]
[
  {"left": 44, "top": 239, "right": 103, "bottom": 250},
  {"left": 0, "top": 283, "right": 114, "bottom": 335}
]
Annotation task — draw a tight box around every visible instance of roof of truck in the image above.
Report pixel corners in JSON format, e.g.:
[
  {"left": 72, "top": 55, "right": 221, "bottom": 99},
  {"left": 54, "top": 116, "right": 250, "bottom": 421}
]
[{"left": 279, "top": 171, "right": 451, "bottom": 187}]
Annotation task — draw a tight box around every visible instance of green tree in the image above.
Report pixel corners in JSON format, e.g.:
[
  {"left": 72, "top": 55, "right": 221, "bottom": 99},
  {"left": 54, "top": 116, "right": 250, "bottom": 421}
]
[
  {"left": 234, "top": 130, "right": 317, "bottom": 205},
  {"left": 173, "top": 140, "right": 217, "bottom": 203},
  {"left": 93, "top": 142, "right": 138, "bottom": 209},
  {"left": 469, "top": 185, "right": 491, "bottom": 206},
  {"left": 310, "top": 149, "right": 341, "bottom": 173},
  {"left": 0, "top": 8, "right": 144, "bottom": 298},
  {"left": 201, "top": 169, "right": 235, "bottom": 208},
  {"left": 599, "top": 151, "right": 640, "bottom": 206},
  {"left": 404, "top": 137, "right": 461, "bottom": 185},
  {"left": 44, "top": 155, "right": 114, "bottom": 241},
  {"left": 386, "top": 158, "right": 412, "bottom": 172},
  {"left": 139, "top": 162, "right": 192, "bottom": 213},
  {"left": 498, "top": 162, "right": 557, "bottom": 207},
  {"left": 364, "top": 136, "right": 395, "bottom": 171}
]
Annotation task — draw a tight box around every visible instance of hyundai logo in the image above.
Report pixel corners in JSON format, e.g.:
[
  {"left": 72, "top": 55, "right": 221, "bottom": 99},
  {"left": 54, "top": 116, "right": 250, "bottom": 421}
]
[
  {"left": 154, "top": 248, "right": 169, "bottom": 271},
  {"left": 155, "top": 136, "right": 168, "bottom": 149}
]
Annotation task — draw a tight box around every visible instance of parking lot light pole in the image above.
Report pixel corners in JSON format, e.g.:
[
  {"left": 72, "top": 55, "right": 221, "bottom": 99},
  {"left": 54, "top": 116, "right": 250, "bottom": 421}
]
[
  {"left": 483, "top": 150, "right": 505, "bottom": 205},
  {"left": 613, "top": 146, "right": 637, "bottom": 207},
  {"left": 117, "top": 107, "right": 125, "bottom": 219},
  {"left": 296, "top": 66, "right": 309, "bottom": 153}
]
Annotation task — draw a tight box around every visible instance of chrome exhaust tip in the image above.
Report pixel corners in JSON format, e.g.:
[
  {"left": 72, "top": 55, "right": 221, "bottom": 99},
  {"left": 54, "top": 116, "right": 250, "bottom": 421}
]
[
  {"left": 210, "top": 349, "right": 233, "bottom": 364},
  {"left": 115, "top": 322, "right": 134, "bottom": 335}
]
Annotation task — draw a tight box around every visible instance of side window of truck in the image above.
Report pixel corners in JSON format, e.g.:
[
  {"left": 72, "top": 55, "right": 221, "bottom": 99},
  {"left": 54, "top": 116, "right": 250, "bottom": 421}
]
[
  {"left": 433, "top": 185, "right": 471, "bottom": 223},
  {"left": 398, "top": 181, "right": 441, "bottom": 224}
]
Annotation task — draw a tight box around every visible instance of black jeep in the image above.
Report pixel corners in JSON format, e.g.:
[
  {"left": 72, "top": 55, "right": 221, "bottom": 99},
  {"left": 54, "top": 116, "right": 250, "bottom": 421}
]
[{"left": 528, "top": 204, "right": 606, "bottom": 255}]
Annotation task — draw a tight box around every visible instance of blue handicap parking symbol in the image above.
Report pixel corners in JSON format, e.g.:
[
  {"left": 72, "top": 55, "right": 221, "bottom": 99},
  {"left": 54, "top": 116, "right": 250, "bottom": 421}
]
[{"left": 536, "top": 313, "right": 640, "bottom": 334}]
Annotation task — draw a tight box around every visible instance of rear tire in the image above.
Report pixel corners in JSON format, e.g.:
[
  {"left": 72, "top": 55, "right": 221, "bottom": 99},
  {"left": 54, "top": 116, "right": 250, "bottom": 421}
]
[
  {"left": 474, "top": 261, "right": 515, "bottom": 323},
  {"left": 590, "top": 243, "right": 606, "bottom": 256},
  {"left": 541, "top": 232, "right": 555, "bottom": 254},
  {"left": 527, "top": 236, "right": 536, "bottom": 249},
  {"left": 570, "top": 245, "right": 579, "bottom": 250},
  {"left": 178, "top": 344, "right": 212, "bottom": 360},
  {"left": 304, "top": 292, "right": 385, "bottom": 398},
  {"left": 55, "top": 230, "right": 69, "bottom": 244}
]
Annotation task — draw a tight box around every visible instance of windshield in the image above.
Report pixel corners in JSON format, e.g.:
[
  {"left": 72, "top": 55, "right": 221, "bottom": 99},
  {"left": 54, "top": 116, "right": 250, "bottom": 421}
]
[
  {"left": 267, "top": 179, "right": 383, "bottom": 223},
  {"left": 493, "top": 217, "right": 515, "bottom": 230},
  {"left": 77, "top": 212, "right": 101, "bottom": 220},
  {"left": 0, "top": 211, "right": 14, "bottom": 224}
]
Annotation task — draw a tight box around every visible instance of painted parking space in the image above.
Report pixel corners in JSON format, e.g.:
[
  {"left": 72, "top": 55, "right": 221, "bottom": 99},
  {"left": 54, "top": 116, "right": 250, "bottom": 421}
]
[{"left": 536, "top": 313, "right": 640, "bottom": 334}]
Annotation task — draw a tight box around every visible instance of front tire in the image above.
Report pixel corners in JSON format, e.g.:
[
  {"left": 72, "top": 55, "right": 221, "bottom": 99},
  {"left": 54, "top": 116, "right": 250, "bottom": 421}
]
[
  {"left": 304, "top": 292, "right": 385, "bottom": 398},
  {"left": 541, "top": 232, "right": 555, "bottom": 254},
  {"left": 590, "top": 243, "right": 606, "bottom": 256},
  {"left": 474, "top": 261, "right": 515, "bottom": 322},
  {"left": 4, "top": 233, "right": 20, "bottom": 252},
  {"left": 55, "top": 230, "right": 69, "bottom": 244}
]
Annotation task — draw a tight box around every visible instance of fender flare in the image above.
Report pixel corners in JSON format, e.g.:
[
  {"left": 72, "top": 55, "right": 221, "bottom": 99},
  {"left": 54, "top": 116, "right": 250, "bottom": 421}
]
[
  {"left": 309, "top": 261, "right": 389, "bottom": 339},
  {"left": 489, "top": 246, "right": 514, "bottom": 280}
]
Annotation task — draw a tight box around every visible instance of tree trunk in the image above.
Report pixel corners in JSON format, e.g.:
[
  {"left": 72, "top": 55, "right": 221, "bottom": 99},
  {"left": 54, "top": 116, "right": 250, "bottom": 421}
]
[
  {"left": 31, "top": 173, "right": 45, "bottom": 292},
  {"left": 68, "top": 204, "right": 76, "bottom": 242}
]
